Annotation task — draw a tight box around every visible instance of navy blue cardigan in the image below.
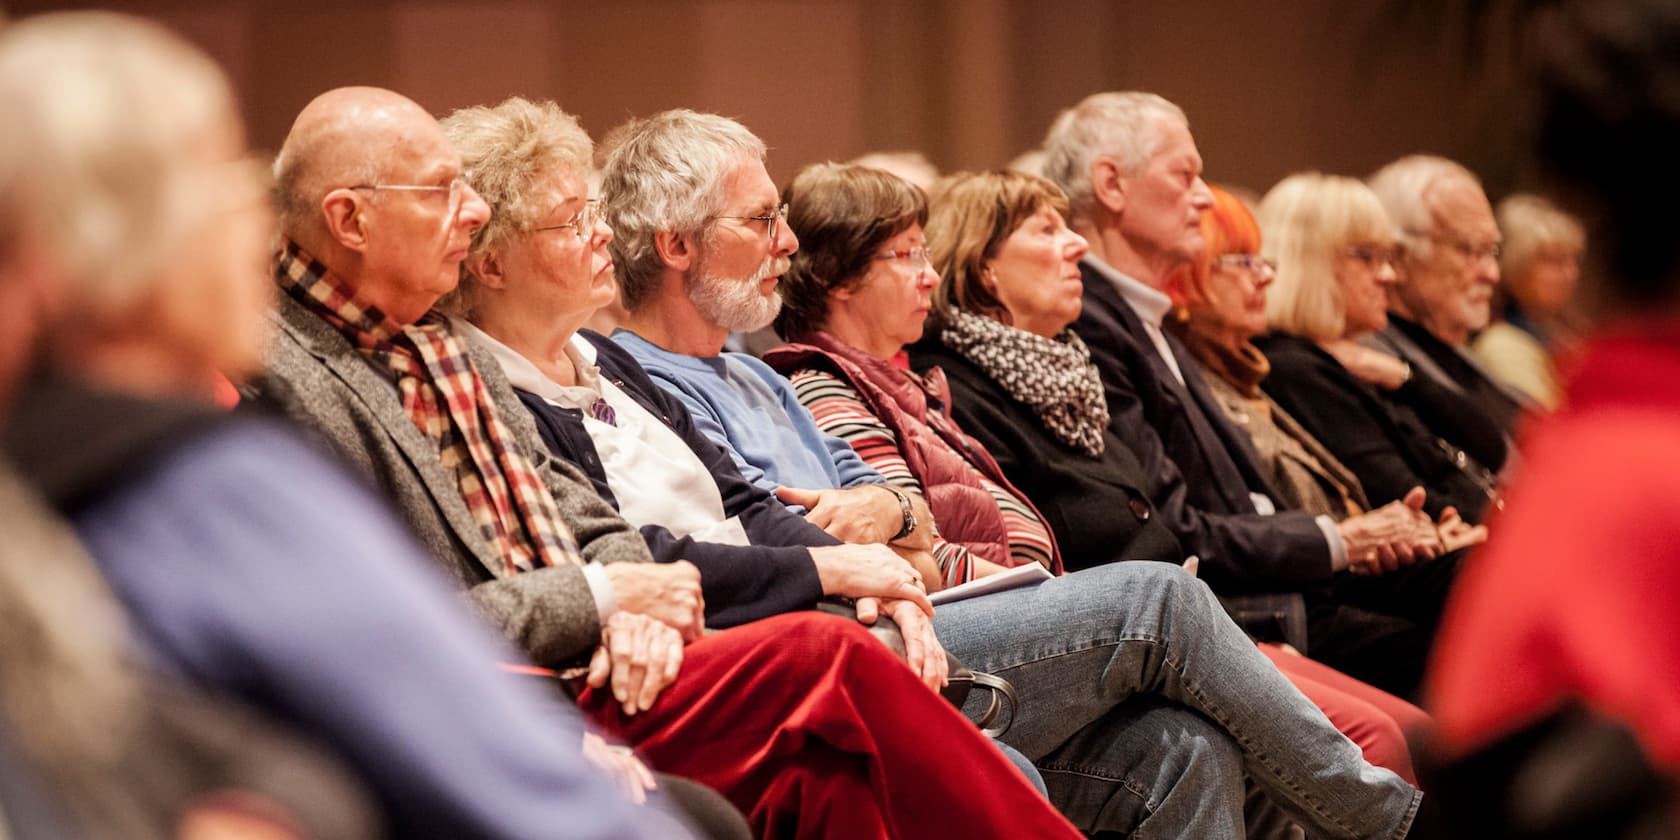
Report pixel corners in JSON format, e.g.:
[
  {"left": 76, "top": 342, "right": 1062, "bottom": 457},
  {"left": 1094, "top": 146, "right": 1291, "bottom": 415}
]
[{"left": 515, "top": 330, "right": 836, "bottom": 629}]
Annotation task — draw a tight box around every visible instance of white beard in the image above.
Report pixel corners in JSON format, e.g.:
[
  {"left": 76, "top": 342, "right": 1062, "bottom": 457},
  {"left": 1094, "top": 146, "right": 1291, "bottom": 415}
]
[{"left": 687, "top": 253, "right": 787, "bottom": 333}]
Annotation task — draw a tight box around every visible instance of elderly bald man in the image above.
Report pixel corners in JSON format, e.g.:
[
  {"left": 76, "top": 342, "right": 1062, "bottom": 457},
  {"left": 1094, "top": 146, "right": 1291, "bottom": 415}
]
[{"left": 246, "top": 87, "right": 1081, "bottom": 840}]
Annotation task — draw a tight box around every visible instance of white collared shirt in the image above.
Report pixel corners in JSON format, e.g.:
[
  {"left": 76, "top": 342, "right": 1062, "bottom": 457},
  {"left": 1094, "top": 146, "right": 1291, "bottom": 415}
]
[
  {"left": 1084, "top": 255, "right": 1188, "bottom": 386},
  {"left": 460, "top": 321, "right": 755, "bottom": 617},
  {"left": 1080, "top": 257, "right": 1348, "bottom": 569}
]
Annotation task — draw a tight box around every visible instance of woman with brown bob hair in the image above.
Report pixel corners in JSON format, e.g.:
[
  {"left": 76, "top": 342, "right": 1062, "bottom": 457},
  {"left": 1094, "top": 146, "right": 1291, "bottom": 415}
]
[
  {"left": 767, "top": 165, "right": 1426, "bottom": 836},
  {"left": 768, "top": 163, "right": 1051, "bottom": 585}
]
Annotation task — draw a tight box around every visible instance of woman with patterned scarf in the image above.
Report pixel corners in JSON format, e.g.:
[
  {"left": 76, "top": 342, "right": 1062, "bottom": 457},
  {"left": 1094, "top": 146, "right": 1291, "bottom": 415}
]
[{"left": 767, "top": 164, "right": 1437, "bottom": 787}]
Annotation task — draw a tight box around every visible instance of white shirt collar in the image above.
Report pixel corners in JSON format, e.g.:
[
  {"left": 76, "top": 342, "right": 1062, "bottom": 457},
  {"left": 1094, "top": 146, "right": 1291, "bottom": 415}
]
[
  {"left": 454, "top": 319, "right": 603, "bottom": 408},
  {"left": 1083, "top": 254, "right": 1173, "bottom": 328}
]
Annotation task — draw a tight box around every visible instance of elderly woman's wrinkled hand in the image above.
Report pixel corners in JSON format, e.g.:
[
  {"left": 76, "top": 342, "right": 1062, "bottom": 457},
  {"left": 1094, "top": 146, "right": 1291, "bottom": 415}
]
[{"left": 881, "top": 598, "right": 949, "bottom": 692}]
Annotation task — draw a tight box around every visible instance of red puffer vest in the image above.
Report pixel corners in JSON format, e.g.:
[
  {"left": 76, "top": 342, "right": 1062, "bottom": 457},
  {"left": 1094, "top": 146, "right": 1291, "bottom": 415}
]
[{"left": 765, "top": 332, "right": 1062, "bottom": 574}]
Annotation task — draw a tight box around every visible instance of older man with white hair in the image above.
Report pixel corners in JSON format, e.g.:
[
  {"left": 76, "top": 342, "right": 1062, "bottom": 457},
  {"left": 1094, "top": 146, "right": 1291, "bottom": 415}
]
[
  {"left": 1365, "top": 155, "right": 1529, "bottom": 466},
  {"left": 607, "top": 107, "right": 1426, "bottom": 839},
  {"left": 1045, "top": 91, "right": 1461, "bottom": 700}
]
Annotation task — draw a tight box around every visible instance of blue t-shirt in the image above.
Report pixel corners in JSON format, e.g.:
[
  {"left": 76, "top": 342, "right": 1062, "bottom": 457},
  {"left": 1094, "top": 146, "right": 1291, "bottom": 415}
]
[
  {"left": 73, "top": 419, "right": 686, "bottom": 840},
  {"left": 615, "top": 330, "right": 884, "bottom": 494}
]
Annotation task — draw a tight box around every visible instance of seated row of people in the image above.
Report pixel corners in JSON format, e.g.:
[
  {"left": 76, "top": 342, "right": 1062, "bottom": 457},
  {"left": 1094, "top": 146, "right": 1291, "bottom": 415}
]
[
  {"left": 422, "top": 99, "right": 1422, "bottom": 836},
  {"left": 7, "top": 9, "right": 1576, "bottom": 838}
]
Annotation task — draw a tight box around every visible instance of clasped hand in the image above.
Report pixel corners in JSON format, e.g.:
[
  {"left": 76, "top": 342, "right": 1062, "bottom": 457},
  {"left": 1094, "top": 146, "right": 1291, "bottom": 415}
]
[
  {"left": 853, "top": 595, "right": 949, "bottom": 691},
  {"left": 587, "top": 611, "right": 685, "bottom": 716}
]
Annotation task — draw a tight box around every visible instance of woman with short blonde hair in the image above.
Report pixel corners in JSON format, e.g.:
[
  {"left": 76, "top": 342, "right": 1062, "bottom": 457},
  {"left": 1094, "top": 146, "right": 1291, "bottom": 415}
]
[
  {"left": 1261, "top": 173, "right": 1399, "bottom": 342},
  {"left": 1256, "top": 173, "right": 1503, "bottom": 524}
]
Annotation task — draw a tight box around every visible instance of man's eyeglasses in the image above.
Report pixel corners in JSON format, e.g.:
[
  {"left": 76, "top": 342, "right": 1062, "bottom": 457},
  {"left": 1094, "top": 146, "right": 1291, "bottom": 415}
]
[
  {"left": 349, "top": 177, "right": 473, "bottom": 220},
  {"left": 1214, "top": 253, "right": 1276, "bottom": 274},
  {"left": 532, "top": 199, "right": 604, "bottom": 240},
  {"left": 1405, "top": 229, "right": 1501, "bottom": 263},
  {"left": 874, "top": 246, "right": 932, "bottom": 270},
  {"left": 1340, "top": 245, "right": 1402, "bottom": 269},
  {"left": 713, "top": 203, "right": 789, "bottom": 250}
]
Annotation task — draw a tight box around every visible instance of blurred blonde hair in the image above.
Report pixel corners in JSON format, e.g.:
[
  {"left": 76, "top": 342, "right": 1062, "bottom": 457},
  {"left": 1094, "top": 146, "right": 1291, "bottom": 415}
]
[
  {"left": 1497, "top": 193, "right": 1585, "bottom": 297},
  {"left": 441, "top": 97, "right": 593, "bottom": 314},
  {"left": 0, "top": 11, "right": 237, "bottom": 323},
  {"left": 1258, "top": 172, "right": 1398, "bottom": 341}
]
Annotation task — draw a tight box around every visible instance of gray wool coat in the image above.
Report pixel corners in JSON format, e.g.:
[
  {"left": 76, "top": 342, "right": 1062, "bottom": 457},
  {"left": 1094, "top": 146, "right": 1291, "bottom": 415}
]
[{"left": 248, "top": 294, "right": 652, "bottom": 667}]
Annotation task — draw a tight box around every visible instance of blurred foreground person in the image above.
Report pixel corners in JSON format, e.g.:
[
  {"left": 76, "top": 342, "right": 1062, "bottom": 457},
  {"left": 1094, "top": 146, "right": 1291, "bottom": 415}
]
[
  {"left": 1428, "top": 2, "right": 1680, "bottom": 830},
  {"left": 0, "top": 12, "right": 691, "bottom": 839},
  {"left": 1471, "top": 193, "right": 1587, "bottom": 410}
]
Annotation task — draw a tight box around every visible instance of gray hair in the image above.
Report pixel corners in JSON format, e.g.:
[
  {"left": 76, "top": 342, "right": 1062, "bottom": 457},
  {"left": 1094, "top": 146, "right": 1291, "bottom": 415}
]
[
  {"left": 1367, "top": 154, "right": 1482, "bottom": 258},
  {"left": 443, "top": 97, "right": 592, "bottom": 261},
  {"left": 1041, "top": 91, "right": 1187, "bottom": 221},
  {"left": 0, "top": 11, "right": 236, "bottom": 319},
  {"left": 598, "top": 109, "right": 766, "bottom": 311}
]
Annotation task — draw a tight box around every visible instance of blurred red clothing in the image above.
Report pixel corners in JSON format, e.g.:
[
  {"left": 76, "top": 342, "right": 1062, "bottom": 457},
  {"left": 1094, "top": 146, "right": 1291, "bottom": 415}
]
[{"left": 1429, "top": 324, "right": 1680, "bottom": 772}]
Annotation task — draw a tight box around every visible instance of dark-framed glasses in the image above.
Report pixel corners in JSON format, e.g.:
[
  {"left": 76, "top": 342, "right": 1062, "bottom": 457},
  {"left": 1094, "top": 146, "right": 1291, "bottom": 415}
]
[
  {"left": 532, "top": 199, "right": 604, "bottom": 239},
  {"left": 714, "top": 203, "right": 789, "bottom": 250},
  {"left": 874, "top": 246, "right": 932, "bottom": 270},
  {"left": 1214, "top": 253, "right": 1276, "bottom": 274}
]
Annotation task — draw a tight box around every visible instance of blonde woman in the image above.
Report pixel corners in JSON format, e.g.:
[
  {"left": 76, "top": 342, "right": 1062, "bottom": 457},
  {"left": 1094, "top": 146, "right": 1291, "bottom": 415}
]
[{"left": 1256, "top": 173, "right": 1501, "bottom": 524}]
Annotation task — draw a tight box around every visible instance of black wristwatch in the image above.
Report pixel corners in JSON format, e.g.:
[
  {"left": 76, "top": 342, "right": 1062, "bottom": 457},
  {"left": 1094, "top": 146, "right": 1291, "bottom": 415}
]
[{"left": 881, "top": 484, "right": 918, "bottom": 541}]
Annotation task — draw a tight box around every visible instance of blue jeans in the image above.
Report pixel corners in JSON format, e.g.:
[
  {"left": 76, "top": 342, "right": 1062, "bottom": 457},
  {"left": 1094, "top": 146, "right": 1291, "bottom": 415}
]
[{"left": 932, "top": 562, "right": 1421, "bottom": 839}]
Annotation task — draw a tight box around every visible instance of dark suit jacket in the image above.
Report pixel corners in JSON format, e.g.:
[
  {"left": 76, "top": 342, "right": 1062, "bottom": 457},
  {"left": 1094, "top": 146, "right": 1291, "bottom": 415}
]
[
  {"left": 515, "top": 330, "right": 830, "bottom": 629},
  {"left": 1256, "top": 332, "right": 1496, "bottom": 523},
  {"left": 1070, "top": 261, "right": 1334, "bottom": 590},
  {"left": 907, "top": 335, "right": 1183, "bottom": 573},
  {"left": 1371, "top": 314, "right": 1516, "bottom": 472}
]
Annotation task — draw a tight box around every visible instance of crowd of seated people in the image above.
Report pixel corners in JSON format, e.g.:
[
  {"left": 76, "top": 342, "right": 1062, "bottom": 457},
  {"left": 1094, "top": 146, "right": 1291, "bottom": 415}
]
[{"left": 8, "top": 2, "right": 1680, "bottom": 838}]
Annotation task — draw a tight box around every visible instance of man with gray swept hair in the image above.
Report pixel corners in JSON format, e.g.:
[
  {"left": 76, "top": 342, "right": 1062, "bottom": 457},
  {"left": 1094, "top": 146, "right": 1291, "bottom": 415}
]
[
  {"left": 1365, "top": 155, "right": 1530, "bottom": 453},
  {"left": 605, "top": 109, "right": 937, "bottom": 553},
  {"left": 1047, "top": 91, "right": 1457, "bottom": 700},
  {"left": 606, "top": 108, "right": 1427, "bottom": 839}
]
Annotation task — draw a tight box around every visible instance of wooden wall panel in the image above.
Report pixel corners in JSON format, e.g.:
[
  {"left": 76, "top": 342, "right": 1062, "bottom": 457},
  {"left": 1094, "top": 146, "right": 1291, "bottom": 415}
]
[{"left": 6, "top": 1, "right": 1525, "bottom": 195}]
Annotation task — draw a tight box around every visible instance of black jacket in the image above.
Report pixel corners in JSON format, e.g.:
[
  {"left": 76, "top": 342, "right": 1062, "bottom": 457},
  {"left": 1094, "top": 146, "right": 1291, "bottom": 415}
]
[
  {"left": 1070, "top": 262, "right": 1335, "bottom": 589},
  {"left": 1375, "top": 313, "right": 1516, "bottom": 471},
  {"left": 907, "top": 333, "right": 1183, "bottom": 574},
  {"left": 516, "top": 330, "right": 834, "bottom": 629},
  {"left": 1255, "top": 332, "right": 1496, "bottom": 523}
]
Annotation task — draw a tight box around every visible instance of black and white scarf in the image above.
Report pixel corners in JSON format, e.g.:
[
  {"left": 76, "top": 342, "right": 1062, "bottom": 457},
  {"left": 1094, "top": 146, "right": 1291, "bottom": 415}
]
[{"left": 941, "top": 309, "right": 1109, "bottom": 457}]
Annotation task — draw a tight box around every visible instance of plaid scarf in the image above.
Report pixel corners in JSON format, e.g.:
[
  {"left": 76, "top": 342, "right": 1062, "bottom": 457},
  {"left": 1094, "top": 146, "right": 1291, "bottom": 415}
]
[{"left": 276, "top": 241, "right": 582, "bottom": 574}]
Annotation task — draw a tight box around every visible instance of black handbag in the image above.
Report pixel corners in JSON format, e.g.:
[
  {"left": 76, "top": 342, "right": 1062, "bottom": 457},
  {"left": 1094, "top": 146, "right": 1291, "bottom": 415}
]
[{"left": 813, "top": 602, "right": 1017, "bottom": 737}]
